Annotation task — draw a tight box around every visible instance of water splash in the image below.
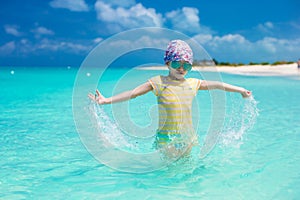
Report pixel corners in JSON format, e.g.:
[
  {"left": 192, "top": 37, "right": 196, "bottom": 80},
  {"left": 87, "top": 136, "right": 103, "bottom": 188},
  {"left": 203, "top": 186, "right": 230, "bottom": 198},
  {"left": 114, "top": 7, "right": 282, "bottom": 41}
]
[
  {"left": 220, "top": 95, "right": 259, "bottom": 147},
  {"left": 199, "top": 95, "right": 259, "bottom": 158},
  {"left": 88, "top": 103, "right": 139, "bottom": 151},
  {"left": 88, "top": 95, "right": 259, "bottom": 163},
  {"left": 89, "top": 102, "right": 175, "bottom": 153},
  {"left": 86, "top": 102, "right": 190, "bottom": 172}
]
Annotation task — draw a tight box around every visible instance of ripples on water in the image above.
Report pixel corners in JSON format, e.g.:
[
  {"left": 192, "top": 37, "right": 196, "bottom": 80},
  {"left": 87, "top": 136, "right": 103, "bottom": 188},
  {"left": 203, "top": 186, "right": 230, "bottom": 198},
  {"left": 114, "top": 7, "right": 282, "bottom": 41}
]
[{"left": 2, "top": 67, "right": 299, "bottom": 199}]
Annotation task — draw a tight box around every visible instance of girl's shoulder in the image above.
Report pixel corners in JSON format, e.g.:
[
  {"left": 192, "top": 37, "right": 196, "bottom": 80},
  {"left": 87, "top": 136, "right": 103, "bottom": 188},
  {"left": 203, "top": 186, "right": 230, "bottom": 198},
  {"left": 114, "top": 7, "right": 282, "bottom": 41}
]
[
  {"left": 149, "top": 75, "right": 163, "bottom": 84},
  {"left": 186, "top": 78, "right": 202, "bottom": 90},
  {"left": 186, "top": 77, "right": 201, "bottom": 83}
]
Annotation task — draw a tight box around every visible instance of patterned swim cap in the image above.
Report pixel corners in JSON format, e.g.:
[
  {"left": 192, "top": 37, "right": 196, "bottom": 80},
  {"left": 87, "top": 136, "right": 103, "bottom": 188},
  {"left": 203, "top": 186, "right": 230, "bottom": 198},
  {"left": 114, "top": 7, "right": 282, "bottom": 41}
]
[{"left": 164, "top": 40, "right": 193, "bottom": 65}]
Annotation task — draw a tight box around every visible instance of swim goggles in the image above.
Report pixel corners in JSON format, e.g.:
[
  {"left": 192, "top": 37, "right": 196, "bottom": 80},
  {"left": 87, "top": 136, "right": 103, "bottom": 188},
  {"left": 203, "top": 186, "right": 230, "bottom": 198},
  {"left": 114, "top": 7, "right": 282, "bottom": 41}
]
[{"left": 170, "top": 61, "right": 192, "bottom": 71}]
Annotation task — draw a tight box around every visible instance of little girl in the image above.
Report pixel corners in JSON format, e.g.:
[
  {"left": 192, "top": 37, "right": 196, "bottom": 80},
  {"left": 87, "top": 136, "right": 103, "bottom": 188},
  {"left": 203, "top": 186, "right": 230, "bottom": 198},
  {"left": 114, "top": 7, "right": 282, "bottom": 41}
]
[{"left": 89, "top": 40, "right": 251, "bottom": 157}]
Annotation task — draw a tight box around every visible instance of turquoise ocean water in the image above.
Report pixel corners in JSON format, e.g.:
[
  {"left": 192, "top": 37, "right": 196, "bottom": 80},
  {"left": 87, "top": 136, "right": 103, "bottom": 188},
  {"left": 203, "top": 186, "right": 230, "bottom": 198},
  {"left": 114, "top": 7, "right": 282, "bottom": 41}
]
[{"left": 1, "top": 66, "right": 300, "bottom": 199}]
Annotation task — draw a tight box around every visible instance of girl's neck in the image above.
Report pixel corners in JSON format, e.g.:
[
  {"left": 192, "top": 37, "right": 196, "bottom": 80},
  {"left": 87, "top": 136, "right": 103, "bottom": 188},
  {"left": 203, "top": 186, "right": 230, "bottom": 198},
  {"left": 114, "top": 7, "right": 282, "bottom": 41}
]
[{"left": 167, "top": 73, "right": 185, "bottom": 81}]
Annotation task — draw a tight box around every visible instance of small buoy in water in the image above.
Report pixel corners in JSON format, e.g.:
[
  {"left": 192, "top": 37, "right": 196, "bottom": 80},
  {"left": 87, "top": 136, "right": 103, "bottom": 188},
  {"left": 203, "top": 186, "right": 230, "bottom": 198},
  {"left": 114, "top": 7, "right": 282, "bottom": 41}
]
[
  {"left": 10, "top": 70, "right": 15, "bottom": 75},
  {"left": 86, "top": 72, "right": 91, "bottom": 77},
  {"left": 67, "top": 66, "right": 71, "bottom": 69}
]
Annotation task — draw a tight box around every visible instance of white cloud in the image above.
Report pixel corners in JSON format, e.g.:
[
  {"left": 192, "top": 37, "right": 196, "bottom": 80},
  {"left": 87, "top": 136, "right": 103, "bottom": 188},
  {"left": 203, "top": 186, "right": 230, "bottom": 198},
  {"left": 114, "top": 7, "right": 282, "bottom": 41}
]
[
  {"left": 265, "top": 22, "right": 274, "bottom": 29},
  {"left": 4, "top": 25, "right": 22, "bottom": 36},
  {"left": 257, "top": 21, "right": 274, "bottom": 33},
  {"left": 100, "top": 0, "right": 135, "bottom": 8},
  {"left": 34, "top": 39, "right": 93, "bottom": 54},
  {"left": 93, "top": 37, "right": 103, "bottom": 43},
  {"left": 95, "top": 1, "right": 163, "bottom": 32},
  {"left": 165, "top": 7, "right": 201, "bottom": 34},
  {"left": 193, "top": 33, "right": 300, "bottom": 62},
  {"left": 31, "top": 27, "right": 55, "bottom": 39},
  {"left": 24, "top": 39, "right": 93, "bottom": 55},
  {"left": 255, "top": 37, "right": 300, "bottom": 54},
  {"left": 94, "top": 2, "right": 209, "bottom": 35},
  {"left": 193, "top": 33, "right": 249, "bottom": 51},
  {"left": 0, "top": 41, "right": 16, "bottom": 55},
  {"left": 192, "top": 34, "right": 213, "bottom": 45},
  {"left": 107, "top": 36, "right": 169, "bottom": 51},
  {"left": 256, "top": 37, "right": 277, "bottom": 53},
  {"left": 0, "top": 38, "right": 94, "bottom": 56},
  {"left": 213, "top": 34, "right": 247, "bottom": 44},
  {"left": 290, "top": 21, "right": 300, "bottom": 31},
  {"left": 195, "top": 34, "right": 252, "bottom": 61},
  {"left": 49, "top": 0, "right": 89, "bottom": 12}
]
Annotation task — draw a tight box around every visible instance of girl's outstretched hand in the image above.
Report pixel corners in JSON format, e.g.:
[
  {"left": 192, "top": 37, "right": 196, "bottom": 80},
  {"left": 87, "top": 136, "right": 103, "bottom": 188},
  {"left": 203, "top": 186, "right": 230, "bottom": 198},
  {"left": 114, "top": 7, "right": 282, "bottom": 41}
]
[
  {"left": 241, "top": 90, "right": 252, "bottom": 98},
  {"left": 88, "top": 89, "right": 107, "bottom": 104}
]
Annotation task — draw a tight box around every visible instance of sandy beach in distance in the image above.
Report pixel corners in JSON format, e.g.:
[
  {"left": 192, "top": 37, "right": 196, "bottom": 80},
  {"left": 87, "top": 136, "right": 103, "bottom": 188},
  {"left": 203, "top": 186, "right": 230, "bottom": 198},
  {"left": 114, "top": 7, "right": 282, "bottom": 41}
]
[{"left": 138, "top": 63, "right": 299, "bottom": 77}]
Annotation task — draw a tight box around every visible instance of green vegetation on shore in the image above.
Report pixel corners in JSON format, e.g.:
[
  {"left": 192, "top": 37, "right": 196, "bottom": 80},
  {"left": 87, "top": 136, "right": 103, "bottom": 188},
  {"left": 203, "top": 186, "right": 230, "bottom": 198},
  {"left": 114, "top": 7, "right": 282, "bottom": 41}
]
[{"left": 193, "top": 59, "right": 295, "bottom": 66}]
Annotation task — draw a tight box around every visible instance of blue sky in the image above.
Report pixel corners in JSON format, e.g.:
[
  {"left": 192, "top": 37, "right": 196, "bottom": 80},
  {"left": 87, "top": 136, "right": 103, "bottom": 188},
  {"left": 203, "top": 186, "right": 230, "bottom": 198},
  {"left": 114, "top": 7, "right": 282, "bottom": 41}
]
[{"left": 1, "top": 0, "right": 299, "bottom": 66}]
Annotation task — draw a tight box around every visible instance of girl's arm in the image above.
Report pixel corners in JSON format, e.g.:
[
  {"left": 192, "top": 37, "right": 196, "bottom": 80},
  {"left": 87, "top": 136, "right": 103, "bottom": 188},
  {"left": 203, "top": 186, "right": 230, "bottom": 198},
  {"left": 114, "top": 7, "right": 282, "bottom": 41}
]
[
  {"left": 199, "top": 80, "right": 251, "bottom": 98},
  {"left": 88, "top": 82, "right": 153, "bottom": 104}
]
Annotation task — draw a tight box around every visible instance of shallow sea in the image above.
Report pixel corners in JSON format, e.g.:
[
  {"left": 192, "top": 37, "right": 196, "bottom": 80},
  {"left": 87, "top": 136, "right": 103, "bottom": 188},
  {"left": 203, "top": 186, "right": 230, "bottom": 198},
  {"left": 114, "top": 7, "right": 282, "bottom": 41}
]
[{"left": 1, "top": 66, "right": 300, "bottom": 199}]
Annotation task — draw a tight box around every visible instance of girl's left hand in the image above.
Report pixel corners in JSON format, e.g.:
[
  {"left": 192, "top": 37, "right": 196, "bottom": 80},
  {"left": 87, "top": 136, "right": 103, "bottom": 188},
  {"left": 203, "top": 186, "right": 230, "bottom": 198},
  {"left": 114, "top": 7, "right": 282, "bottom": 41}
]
[
  {"left": 241, "top": 90, "right": 252, "bottom": 98},
  {"left": 88, "top": 89, "right": 107, "bottom": 104}
]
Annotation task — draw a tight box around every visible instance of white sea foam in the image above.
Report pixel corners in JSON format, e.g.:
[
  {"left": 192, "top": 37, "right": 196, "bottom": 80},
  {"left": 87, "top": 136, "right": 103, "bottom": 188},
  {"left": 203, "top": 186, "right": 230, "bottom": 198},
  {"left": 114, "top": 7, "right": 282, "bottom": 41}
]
[
  {"left": 220, "top": 95, "right": 259, "bottom": 147},
  {"left": 88, "top": 103, "right": 137, "bottom": 150},
  {"left": 199, "top": 95, "right": 259, "bottom": 158}
]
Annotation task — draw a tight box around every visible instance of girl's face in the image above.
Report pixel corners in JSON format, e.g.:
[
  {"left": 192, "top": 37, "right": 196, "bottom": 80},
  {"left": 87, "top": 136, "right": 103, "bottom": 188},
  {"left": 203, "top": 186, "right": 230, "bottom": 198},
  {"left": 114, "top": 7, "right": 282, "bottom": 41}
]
[{"left": 167, "top": 61, "right": 190, "bottom": 80}]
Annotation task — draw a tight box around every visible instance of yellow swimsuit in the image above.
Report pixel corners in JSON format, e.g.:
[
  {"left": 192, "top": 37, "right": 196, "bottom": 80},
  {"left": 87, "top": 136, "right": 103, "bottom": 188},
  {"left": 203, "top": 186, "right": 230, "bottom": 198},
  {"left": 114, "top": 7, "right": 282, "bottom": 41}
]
[{"left": 148, "top": 75, "right": 201, "bottom": 147}]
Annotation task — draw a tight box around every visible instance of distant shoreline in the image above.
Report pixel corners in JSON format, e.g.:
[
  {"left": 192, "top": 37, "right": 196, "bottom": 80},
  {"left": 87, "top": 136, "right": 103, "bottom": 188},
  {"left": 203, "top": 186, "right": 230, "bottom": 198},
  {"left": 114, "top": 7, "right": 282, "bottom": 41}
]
[{"left": 138, "top": 63, "right": 299, "bottom": 76}]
